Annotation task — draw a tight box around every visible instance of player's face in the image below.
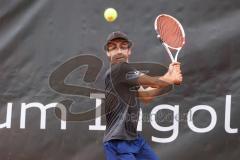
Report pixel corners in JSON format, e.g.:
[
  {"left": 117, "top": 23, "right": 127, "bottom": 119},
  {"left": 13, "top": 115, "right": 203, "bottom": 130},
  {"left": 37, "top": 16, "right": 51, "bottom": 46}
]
[{"left": 106, "top": 39, "right": 131, "bottom": 64}]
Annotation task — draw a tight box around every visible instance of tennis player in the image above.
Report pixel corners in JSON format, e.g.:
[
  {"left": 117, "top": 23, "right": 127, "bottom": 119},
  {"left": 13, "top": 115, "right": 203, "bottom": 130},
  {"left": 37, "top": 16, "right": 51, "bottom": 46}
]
[{"left": 103, "top": 31, "right": 182, "bottom": 160}]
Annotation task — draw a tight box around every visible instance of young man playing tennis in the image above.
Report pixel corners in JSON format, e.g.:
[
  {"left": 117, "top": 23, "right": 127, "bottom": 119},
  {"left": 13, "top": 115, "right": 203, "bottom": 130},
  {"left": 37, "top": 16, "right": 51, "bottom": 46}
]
[{"left": 103, "top": 31, "right": 182, "bottom": 160}]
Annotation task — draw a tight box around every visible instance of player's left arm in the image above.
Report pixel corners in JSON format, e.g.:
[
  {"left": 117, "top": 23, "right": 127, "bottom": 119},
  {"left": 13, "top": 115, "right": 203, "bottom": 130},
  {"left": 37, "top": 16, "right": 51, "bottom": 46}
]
[{"left": 137, "top": 86, "right": 169, "bottom": 104}]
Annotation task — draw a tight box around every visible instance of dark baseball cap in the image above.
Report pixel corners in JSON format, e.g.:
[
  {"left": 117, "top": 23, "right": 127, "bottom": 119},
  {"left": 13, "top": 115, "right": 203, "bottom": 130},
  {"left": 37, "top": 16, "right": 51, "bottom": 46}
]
[{"left": 104, "top": 31, "right": 133, "bottom": 51}]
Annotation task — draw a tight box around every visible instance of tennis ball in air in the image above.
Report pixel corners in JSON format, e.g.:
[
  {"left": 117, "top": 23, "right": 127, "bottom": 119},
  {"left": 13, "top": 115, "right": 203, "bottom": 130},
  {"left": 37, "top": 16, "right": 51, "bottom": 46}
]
[{"left": 104, "top": 8, "right": 118, "bottom": 22}]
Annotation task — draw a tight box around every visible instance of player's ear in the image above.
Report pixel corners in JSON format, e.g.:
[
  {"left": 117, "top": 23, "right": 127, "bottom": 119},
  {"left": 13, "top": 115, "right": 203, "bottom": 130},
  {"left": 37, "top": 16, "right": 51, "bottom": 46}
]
[
  {"left": 127, "top": 48, "right": 132, "bottom": 55},
  {"left": 106, "top": 51, "right": 110, "bottom": 57},
  {"left": 128, "top": 42, "right": 133, "bottom": 55}
]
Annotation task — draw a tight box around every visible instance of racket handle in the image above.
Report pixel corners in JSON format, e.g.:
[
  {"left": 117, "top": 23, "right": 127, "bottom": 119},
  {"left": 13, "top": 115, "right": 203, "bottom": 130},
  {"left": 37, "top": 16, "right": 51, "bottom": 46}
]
[
  {"left": 174, "top": 49, "right": 180, "bottom": 62},
  {"left": 163, "top": 43, "right": 174, "bottom": 62}
]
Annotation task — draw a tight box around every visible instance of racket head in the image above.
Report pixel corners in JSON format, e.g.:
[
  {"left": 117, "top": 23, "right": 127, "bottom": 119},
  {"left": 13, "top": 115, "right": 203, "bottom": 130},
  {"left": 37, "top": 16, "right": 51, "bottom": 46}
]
[{"left": 154, "top": 14, "right": 185, "bottom": 50}]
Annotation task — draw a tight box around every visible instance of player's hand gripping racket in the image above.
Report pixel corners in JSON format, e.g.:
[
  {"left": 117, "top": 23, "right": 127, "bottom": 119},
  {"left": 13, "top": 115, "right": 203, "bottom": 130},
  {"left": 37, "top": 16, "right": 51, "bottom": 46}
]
[{"left": 154, "top": 14, "right": 185, "bottom": 62}]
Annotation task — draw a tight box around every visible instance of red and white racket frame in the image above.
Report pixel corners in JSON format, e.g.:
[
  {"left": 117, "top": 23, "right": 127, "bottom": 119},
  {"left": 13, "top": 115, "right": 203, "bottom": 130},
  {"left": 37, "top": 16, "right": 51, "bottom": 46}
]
[{"left": 154, "top": 14, "right": 186, "bottom": 62}]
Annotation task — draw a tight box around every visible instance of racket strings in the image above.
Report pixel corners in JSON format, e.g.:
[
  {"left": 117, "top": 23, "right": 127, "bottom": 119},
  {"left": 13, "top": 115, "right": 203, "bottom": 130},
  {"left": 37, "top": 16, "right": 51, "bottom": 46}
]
[
  {"left": 158, "top": 20, "right": 167, "bottom": 41},
  {"left": 173, "top": 24, "right": 182, "bottom": 48},
  {"left": 165, "top": 20, "right": 180, "bottom": 47},
  {"left": 156, "top": 16, "right": 184, "bottom": 48},
  {"left": 172, "top": 22, "right": 180, "bottom": 45}
]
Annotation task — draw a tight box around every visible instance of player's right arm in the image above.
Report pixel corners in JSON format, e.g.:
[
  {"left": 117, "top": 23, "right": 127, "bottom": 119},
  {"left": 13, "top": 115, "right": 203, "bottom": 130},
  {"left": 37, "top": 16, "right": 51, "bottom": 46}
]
[{"left": 137, "top": 62, "right": 182, "bottom": 103}]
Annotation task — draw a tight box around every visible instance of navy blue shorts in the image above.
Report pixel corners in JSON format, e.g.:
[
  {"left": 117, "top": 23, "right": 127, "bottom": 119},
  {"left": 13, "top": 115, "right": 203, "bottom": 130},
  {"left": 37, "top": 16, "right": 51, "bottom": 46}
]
[{"left": 103, "top": 135, "right": 159, "bottom": 160}]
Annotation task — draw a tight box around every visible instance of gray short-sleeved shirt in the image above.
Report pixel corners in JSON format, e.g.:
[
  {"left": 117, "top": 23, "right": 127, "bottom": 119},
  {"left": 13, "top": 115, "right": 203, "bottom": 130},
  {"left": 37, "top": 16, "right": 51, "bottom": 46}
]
[{"left": 103, "top": 62, "right": 141, "bottom": 143}]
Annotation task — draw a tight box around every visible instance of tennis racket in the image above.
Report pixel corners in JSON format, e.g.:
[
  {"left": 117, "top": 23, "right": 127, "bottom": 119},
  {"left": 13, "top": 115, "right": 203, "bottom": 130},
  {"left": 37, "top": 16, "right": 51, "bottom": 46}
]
[{"left": 154, "top": 14, "right": 185, "bottom": 62}]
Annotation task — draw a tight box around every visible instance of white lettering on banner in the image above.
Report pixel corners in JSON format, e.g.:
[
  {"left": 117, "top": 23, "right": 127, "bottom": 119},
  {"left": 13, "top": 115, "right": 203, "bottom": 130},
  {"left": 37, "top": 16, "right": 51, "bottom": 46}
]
[
  {"left": 0, "top": 95, "right": 238, "bottom": 143},
  {"left": 0, "top": 103, "right": 12, "bottom": 128},
  {"left": 187, "top": 105, "right": 217, "bottom": 133},
  {"left": 88, "top": 94, "right": 237, "bottom": 143},
  {"left": 20, "top": 102, "right": 66, "bottom": 129},
  {"left": 88, "top": 93, "right": 143, "bottom": 131},
  {"left": 137, "top": 109, "right": 143, "bottom": 131},
  {"left": 89, "top": 93, "right": 106, "bottom": 130},
  {"left": 150, "top": 104, "right": 179, "bottom": 143},
  {"left": 225, "top": 95, "right": 238, "bottom": 133}
]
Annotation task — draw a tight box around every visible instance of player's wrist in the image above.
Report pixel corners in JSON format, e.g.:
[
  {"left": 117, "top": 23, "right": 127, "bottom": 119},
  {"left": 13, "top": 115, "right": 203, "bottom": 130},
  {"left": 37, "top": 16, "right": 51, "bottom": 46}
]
[
  {"left": 160, "top": 73, "right": 174, "bottom": 85},
  {"left": 161, "top": 72, "right": 182, "bottom": 85}
]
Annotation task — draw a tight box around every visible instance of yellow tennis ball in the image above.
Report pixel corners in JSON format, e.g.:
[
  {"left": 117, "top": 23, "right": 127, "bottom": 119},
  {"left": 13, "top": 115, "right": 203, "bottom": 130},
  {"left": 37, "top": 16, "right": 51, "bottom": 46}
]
[{"left": 104, "top": 8, "right": 118, "bottom": 22}]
